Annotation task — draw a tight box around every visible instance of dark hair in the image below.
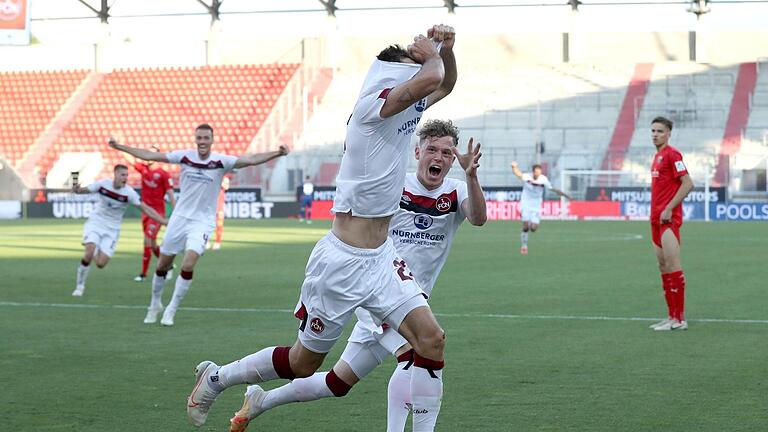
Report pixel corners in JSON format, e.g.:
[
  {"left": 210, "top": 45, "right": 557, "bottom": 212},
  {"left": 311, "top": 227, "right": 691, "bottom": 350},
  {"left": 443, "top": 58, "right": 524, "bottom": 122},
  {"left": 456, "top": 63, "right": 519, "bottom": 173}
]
[
  {"left": 417, "top": 119, "right": 460, "bottom": 146},
  {"left": 377, "top": 44, "right": 409, "bottom": 63},
  {"left": 114, "top": 164, "right": 129, "bottom": 171},
  {"left": 532, "top": 164, "right": 542, "bottom": 171},
  {"left": 651, "top": 116, "right": 673, "bottom": 131},
  {"left": 196, "top": 123, "right": 214, "bottom": 136}
]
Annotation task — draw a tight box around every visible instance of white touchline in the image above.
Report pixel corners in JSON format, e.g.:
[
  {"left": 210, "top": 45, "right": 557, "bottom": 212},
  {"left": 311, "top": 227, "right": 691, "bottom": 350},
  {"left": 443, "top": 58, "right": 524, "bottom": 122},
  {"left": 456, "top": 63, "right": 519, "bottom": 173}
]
[{"left": 1, "top": 301, "right": 766, "bottom": 324}]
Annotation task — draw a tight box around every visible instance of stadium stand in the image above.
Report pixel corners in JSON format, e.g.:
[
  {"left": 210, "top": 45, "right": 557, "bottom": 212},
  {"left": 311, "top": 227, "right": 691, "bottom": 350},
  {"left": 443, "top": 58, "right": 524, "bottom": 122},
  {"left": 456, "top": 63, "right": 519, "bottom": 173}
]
[
  {"left": 40, "top": 64, "right": 300, "bottom": 186},
  {"left": 0, "top": 70, "right": 88, "bottom": 168}
]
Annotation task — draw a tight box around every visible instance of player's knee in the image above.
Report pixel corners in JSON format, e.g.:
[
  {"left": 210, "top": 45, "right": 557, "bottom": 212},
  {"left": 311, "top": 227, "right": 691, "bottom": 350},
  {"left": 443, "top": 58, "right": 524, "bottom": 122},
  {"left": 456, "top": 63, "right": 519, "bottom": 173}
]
[
  {"left": 530, "top": 225, "right": 538, "bottom": 232},
  {"left": 96, "top": 259, "right": 108, "bottom": 269},
  {"left": 415, "top": 328, "right": 445, "bottom": 359}
]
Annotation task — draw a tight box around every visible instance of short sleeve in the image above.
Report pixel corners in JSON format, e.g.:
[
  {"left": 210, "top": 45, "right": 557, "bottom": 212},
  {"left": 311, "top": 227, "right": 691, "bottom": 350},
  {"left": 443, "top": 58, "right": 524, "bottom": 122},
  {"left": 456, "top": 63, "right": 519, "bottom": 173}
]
[
  {"left": 456, "top": 181, "right": 469, "bottom": 220},
  {"left": 166, "top": 150, "right": 185, "bottom": 164},
  {"left": 85, "top": 180, "right": 102, "bottom": 193},
  {"left": 221, "top": 154, "right": 238, "bottom": 172},
  {"left": 543, "top": 176, "right": 553, "bottom": 189},
  {"left": 134, "top": 162, "right": 148, "bottom": 175},
  {"left": 127, "top": 188, "right": 141, "bottom": 206},
  {"left": 669, "top": 151, "right": 688, "bottom": 178},
  {"left": 354, "top": 88, "right": 391, "bottom": 124}
]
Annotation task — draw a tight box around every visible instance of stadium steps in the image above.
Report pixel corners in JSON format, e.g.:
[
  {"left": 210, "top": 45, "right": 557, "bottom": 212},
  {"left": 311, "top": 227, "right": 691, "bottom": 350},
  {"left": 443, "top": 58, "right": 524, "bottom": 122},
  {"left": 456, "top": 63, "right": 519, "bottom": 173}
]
[
  {"left": 16, "top": 71, "right": 103, "bottom": 188},
  {"left": 714, "top": 62, "right": 758, "bottom": 186},
  {"left": 600, "top": 63, "right": 654, "bottom": 174}
]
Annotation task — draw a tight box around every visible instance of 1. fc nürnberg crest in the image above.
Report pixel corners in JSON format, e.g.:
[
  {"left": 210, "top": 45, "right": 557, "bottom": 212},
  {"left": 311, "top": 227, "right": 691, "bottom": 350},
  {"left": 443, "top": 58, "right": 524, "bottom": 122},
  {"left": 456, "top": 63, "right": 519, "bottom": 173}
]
[
  {"left": 436, "top": 195, "right": 451, "bottom": 212},
  {"left": 0, "top": 1, "right": 22, "bottom": 21},
  {"left": 310, "top": 317, "right": 325, "bottom": 334}
]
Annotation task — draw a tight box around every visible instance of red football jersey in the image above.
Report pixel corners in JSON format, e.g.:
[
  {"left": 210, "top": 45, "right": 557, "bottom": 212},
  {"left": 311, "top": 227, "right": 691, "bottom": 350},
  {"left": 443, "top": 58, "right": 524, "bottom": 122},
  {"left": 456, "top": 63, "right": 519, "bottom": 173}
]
[
  {"left": 135, "top": 163, "right": 173, "bottom": 210},
  {"left": 651, "top": 145, "right": 688, "bottom": 222}
]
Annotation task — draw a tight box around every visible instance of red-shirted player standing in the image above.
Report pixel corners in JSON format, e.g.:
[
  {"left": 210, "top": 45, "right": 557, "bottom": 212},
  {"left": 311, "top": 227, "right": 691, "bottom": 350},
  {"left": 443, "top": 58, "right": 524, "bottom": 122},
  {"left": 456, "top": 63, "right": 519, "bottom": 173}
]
[
  {"left": 126, "top": 147, "right": 176, "bottom": 281},
  {"left": 648, "top": 117, "right": 694, "bottom": 331}
]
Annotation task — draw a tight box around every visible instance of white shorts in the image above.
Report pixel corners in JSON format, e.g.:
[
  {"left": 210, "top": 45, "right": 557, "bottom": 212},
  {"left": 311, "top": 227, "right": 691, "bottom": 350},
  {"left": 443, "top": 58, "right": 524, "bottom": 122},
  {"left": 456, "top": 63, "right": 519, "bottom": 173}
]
[
  {"left": 520, "top": 203, "right": 541, "bottom": 225},
  {"left": 82, "top": 221, "right": 120, "bottom": 257},
  {"left": 160, "top": 215, "right": 214, "bottom": 256},
  {"left": 347, "top": 308, "right": 409, "bottom": 355},
  {"left": 293, "top": 232, "right": 428, "bottom": 354}
]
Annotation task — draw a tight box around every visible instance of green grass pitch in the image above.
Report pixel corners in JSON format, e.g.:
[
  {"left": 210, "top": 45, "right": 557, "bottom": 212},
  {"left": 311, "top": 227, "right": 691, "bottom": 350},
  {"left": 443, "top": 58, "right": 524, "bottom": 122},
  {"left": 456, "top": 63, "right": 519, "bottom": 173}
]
[{"left": 0, "top": 219, "right": 765, "bottom": 431}]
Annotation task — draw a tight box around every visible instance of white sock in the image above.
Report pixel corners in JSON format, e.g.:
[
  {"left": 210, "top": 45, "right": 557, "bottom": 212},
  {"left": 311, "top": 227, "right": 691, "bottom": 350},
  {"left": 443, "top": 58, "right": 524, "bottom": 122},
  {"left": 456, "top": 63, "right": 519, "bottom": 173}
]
[
  {"left": 150, "top": 272, "right": 167, "bottom": 309},
  {"left": 411, "top": 366, "right": 443, "bottom": 432},
  {"left": 165, "top": 274, "right": 192, "bottom": 313},
  {"left": 76, "top": 263, "right": 91, "bottom": 287},
  {"left": 218, "top": 347, "right": 281, "bottom": 389},
  {"left": 521, "top": 231, "right": 529, "bottom": 247},
  {"left": 262, "top": 372, "right": 335, "bottom": 411},
  {"left": 387, "top": 362, "right": 412, "bottom": 432}
]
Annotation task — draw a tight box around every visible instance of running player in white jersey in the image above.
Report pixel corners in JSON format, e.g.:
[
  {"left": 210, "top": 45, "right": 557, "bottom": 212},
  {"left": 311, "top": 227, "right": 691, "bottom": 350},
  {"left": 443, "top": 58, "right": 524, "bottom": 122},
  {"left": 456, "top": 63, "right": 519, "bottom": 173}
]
[
  {"left": 108, "top": 124, "right": 289, "bottom": 326},
  {"left": 187, "top": 25, "right": 457, "bottom": 431},
  {"left": 510, "top": 161, "right": 572, "bottom": 254},
  {"left": 71, "top": 164, "right": 167, "bottom": 297},
  {"left": 226, "top": 119, "right": 486, "bottom": 432}
]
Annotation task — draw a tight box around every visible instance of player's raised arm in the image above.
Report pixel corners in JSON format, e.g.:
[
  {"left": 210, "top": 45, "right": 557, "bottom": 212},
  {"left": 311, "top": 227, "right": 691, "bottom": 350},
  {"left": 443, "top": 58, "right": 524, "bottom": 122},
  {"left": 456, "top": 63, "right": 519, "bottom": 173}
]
[
  {"left": 71, "top": 183, "right": 92, "bottom": 194},
  {"left": 233, "top": 145, "right": 289, "bottom": 169},
  {"left": 660, "top": 173, "right": 694, "bottom": 224},
  {"left": 454, "top": 137, "right": 487, "bottom": 226},
  {"left": 510, "top": 161, "right": 523, "bottom": 179},
  {"left": 380, "top": 35, "right": 444, "bottom": 118},
  {"left": 109, "top": 137, "right": 169, "bottom": 163},
  {"left": 550, "top": 187, "right": 574, "bottom": 201},
  {"left": 137, "top": 201, "right": 168, "bottom": 225},
  {"left": 426, "top": 25, "right": 456, "bottom": 108}
]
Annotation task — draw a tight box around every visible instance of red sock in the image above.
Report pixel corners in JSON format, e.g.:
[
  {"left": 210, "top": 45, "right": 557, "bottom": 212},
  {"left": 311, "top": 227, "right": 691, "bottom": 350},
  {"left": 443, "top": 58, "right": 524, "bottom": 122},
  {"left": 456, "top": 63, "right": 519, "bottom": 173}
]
[
  {"left": 670, "top": 270, "right": 685, "bottom": 321},
  {"left": 271, "top": 346, "right": 296, "bottom": 380},
  {"left": 152, "top": 246, "right": 160, "bottom": 258},
  {"left": 661, "top": 273, "right": 674, "bottom": 319},
  {"left": 141, "top": 246, "right": 152, "bottom": 276}
]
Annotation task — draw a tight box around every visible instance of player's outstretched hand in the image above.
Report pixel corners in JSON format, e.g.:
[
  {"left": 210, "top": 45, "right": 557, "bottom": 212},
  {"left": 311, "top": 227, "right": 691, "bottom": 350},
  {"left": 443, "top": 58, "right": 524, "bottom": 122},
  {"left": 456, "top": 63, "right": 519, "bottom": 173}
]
[
  {"left": 453, "top": 137, "right": 482, "bottom": 178},
  {"left": 408, "top": 34, "right": 440, "bottom": 64},
  {"left": 278, "top": 144, "right": 290, "bottom": 156},
  {"left": 160, "top": 217, "right": 169, "bottom": 226},
  {"left": 510, "top": 161, "right": 518, "bottom": 169},
  {"left": 427, "top": 24, "right": 455, "bottom": 50}
]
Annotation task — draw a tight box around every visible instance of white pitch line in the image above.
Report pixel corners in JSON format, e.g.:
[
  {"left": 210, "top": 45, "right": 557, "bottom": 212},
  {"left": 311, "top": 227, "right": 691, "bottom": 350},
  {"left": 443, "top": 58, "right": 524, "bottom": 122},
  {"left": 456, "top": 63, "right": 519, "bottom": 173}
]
[{"left": 1, "top": 301, "right": 766, "bottom": 324}]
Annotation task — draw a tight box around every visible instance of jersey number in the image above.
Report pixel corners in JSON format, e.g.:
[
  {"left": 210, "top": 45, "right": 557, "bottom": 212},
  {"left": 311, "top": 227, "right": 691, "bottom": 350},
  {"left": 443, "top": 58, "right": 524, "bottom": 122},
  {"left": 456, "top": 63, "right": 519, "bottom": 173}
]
[{"left": 393, "top": 259, "right": 414, "bottom": 281}]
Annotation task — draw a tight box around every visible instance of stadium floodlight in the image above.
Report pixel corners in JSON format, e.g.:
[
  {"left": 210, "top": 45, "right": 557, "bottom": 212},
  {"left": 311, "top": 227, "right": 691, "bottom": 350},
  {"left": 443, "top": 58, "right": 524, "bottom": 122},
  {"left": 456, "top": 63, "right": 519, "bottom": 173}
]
[
  {"left": 76, "top": 0, "right": 111, "bottom": 23},
  {"left": 567, "top": 0, "right": 582, "bottom": 12},
  {"left": 318, "top": 0, "right": 338, "bottom": 17},
  {"left": 687, "top": 0, "right": 711, "bottom": 18},
  {"left": 444, "top": 0, "right": 458, "bottom": 14}
]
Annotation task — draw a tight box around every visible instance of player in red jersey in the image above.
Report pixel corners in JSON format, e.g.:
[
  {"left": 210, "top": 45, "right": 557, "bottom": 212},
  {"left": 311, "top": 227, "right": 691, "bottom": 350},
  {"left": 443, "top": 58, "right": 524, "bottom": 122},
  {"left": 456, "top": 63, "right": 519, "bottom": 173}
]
[
  {"left": 125, "top": 146, "right": 176, "bottom": 282},
  {"left": 208, "top": 175, "right": 230, "bottom": 251},
  {"left": 648, "top": 117, "right": 694, "bottom": 331}
]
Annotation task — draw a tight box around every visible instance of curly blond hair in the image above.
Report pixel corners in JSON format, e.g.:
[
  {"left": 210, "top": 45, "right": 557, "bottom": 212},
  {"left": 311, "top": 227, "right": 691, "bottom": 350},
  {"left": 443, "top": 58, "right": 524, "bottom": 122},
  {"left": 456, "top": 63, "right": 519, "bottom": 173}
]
[{"left": 417, "top": 119, "right": 459, "bottom": 147}]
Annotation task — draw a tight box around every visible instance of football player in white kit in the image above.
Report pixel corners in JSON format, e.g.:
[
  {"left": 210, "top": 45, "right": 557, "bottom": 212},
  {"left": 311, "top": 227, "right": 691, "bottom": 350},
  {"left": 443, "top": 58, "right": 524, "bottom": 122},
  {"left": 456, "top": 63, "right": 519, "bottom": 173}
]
[
  {"left": 71, "top": 164, "right": 168, "bottom": 297},
  {"left": 108, "top": 124, "right": 289, "bottom": 326},
  {"left": 510, "top": 161, "right": 572, "bottom": 254},
  {"left": 187, "top": 25, "right": 458, "bottom": 431},
  {"left": 226, "top": 119, "right": 486, "bottom": 432}
]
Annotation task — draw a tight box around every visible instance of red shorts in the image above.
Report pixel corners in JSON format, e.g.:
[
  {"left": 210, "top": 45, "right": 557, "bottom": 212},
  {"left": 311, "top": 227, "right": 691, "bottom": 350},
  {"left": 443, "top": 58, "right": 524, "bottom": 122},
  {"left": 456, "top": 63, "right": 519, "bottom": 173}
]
[
  {"left": 142, "top": 213, "right": 162, "bottom": 240},
  {"left": 650, "top": 220, "right": 681, "bottom": 248}
]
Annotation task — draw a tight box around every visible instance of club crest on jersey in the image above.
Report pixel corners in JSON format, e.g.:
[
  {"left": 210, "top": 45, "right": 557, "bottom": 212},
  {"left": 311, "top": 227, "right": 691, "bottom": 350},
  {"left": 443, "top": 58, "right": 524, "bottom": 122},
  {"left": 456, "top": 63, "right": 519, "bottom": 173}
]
[
  {"left": 153, "top": 173, "right": 161, "bottom": 180},
  {"left": 310, "top": 318, "right": 325, "bottom": 334},
  {"left": 436, "top": 195, "right": 452, "bottom": 212},
  {"left": 413, "top": 214, "right": 433, "bottom": 230},
  {"left": 657, "top": 156, "right": 663, "bottom": 163},
  {"left": 414, "top": 98, "right": 426, "bottom": 112}
]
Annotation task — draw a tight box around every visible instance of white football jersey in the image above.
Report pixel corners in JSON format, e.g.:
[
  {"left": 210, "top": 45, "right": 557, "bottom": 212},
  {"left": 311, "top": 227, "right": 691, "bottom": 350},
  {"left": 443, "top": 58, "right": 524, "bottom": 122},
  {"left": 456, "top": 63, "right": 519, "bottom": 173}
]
[
  {"left": 166, "top": 150, "right": 237, "bottom": 224},
  {"left": 85, "top": 179, "right": 141, "bottom": 231},
  {"left": 389, "top": 173, "right": 469, "bottom": 296},
  {"left": 332, "top": 60, "right": 427, "bottom": 218},
  {"left": 520, "top": 173, "right": 552, "bottom": 207}
]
